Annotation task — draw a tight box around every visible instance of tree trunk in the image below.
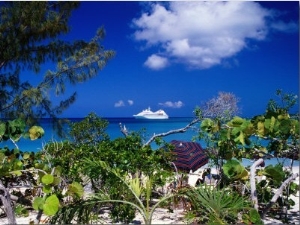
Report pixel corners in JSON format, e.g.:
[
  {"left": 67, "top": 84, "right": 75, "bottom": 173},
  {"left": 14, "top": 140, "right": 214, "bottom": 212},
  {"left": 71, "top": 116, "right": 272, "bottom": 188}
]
[
  {"left": 250, "top": 158, "right": 264, "bottom": 211},
  {"left": 0, "top": 181, "right": 17, "bottom": 224},
  {"left": 262, "top": 172, "right": 299, "bottom": 219}
]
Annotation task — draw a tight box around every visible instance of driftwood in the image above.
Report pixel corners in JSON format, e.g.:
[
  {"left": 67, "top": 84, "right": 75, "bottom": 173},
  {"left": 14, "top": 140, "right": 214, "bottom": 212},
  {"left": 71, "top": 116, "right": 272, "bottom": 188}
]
[
  {"left": 119, "top": 118, "right": 200, "bottom": 147},
  {"left": 120, "top": 118, "right": 200, "bottom": 147},
  {"left": 250, "top": 158, "right": 299, "bottom": 218},
  {"left": 250, "top": 158, "right": 264, "bottom": 211},
  {"left": 0, "top": 181, "right": 17, "bottom": 225},
  {"left": 262, "top": 172, "right": 299, "bottom": 219}
]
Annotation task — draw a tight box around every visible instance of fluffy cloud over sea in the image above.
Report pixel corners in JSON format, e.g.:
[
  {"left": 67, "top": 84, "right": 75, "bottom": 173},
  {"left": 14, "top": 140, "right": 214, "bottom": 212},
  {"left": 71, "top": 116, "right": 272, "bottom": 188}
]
[
  {"left": 114, "top": 100, "right": 134, "bottom": 107},
  {"left": 132, "top": 1, "right": 298, "bottom": 70},
  {"left": 159, "top": 101, "right": 183, "bottom": 108}
]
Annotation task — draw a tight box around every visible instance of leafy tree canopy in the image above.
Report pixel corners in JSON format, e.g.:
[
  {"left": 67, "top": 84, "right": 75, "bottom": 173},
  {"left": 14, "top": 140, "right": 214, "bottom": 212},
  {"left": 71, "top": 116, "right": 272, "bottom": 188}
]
[{"left": 0, "top": 1, "right": 115, "bottom": 134}]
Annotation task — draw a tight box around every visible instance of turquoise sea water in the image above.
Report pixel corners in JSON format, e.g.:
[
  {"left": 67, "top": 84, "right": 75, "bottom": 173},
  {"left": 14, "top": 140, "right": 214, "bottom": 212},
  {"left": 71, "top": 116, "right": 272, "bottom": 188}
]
[
  {"left": 0, "top": 117, "right": 200, "bottom": 152},
  {"left": 1, "top": 117, "right": 298, "bottom": 168}
]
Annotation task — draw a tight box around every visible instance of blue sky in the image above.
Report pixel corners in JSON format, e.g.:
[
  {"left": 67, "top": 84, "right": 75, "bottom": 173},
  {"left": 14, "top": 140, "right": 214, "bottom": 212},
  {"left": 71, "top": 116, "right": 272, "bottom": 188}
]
[{"left": 48, "top": 1, "right": 298, "bottom": 118}]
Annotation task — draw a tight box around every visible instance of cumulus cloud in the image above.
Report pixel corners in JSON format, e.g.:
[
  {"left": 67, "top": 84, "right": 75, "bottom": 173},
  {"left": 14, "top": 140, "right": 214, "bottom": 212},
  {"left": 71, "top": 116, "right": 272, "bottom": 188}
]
[
  {"left": 114, "top": 100, "right": 125, "bottom": 107},
  {"left": 128, "top": 100, "right": 134, "bottom": 105},
  {"left": 115, "top": 100, "right": 134, "bottom": 107},
  {"left": 159, "top": 101, "right": 184, "bottom": 108},
  {"left": 144, "top": 54, "right": 168, "bottom": 70},
  {"left": 132, "top": 1, "right": 297, "bottom": 69}
]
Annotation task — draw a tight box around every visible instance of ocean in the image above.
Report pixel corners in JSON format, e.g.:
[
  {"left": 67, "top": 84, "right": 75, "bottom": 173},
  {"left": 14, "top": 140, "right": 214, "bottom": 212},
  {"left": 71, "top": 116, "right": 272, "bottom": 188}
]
[
  {"left": 0, "top": 117, "right": 200, "bottom": 152},
  {"left": 1, "top": 117, "right": 298, "bottom": 168}
]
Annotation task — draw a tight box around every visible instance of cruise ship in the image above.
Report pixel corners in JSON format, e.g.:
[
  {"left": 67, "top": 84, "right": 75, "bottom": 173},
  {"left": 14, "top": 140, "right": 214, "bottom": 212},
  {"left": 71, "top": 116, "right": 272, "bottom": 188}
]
[{"left": 133, "top": 107, "right": 169, "bottom": 119}]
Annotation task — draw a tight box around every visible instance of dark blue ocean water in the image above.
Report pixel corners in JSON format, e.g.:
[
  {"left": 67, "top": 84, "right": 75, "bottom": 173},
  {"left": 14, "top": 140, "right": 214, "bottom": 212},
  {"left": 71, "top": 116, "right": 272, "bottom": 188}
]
[{"left": 0, "top": 117, "right": 201, "bottom": 152}]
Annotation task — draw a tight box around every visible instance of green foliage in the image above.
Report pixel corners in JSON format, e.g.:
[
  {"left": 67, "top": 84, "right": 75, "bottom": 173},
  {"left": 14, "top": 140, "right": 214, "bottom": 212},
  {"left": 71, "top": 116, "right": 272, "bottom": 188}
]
[
  {"left": 0, "top": 2, "right": 115, "bottom": 136},
  {"left": 184, "top": 185, "right": 256, "bottom": 225},
  {"left": 262, "top": 164, "right": 285, "bottom": 186},
  {"left": 28, "top": 126, "right": 45, "bottom": 140},
  {"left": 14, "top": 204, "right": 29, "bottom": 217},
  {"left": 222, "top": 159, "right": 249, "bottom": 181},
  {"left": 0, "top": 125, "right": 84, "bottom": 221},
  {"left": 242, "top": 208, "right": 263, "bottom": 225},
  {"left": 69, "top": 112, "right": 109, "bottom": 145},
  {"left": 51, "top": 160, "right": 176, "bottom": 225},
  {"left": 42, "top": 113, "right": 173, "bottom": 223},
  {"left": 196, "top": 90, "right": 299, "bottom": 223}
]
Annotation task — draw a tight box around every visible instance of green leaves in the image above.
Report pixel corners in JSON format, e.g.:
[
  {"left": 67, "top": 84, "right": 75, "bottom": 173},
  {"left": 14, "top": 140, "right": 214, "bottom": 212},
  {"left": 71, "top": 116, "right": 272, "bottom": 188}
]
[
  {"left": 41, "top": 174, "right": 54, "bottom": 185},
  {"left": 33, "top": 194, "right": 60, "bottom": 216},
  {"left": 43, "top": 195, "right": 60, "bottom": 216},
  {"left": 0, "top": 119, "right": 26, "bottom": 141},
  {"left": 67, "top": 182, "right": 84, "bottom": 198},
  {"left": 33, "top": 197, "right": 44, "bottom": 211},
  {"left": 222, "top": 159, "right": 249, "bottom": 181},
  {"left": 28, "top": 126, "right": 45, "bottom": 140},
  {"left": 262, "top": 164, "right": 285, "bottom": 186}
]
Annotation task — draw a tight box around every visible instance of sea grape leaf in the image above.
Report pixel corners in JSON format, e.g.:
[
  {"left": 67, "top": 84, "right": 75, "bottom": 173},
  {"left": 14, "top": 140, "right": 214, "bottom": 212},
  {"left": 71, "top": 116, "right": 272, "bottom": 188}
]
[
  {"left": 201, "top": 119, "right": 214, "bottom": 132},
  {"left": 222, "top": 159, "right": 249, "bottom": 180},
  {"left": 43, "top": 185, "right": 52, "bottom": 194},
  {"left": 262, "top": 164, "right": 285, "bottom": 186},
  {"left": 33, "top": 197, "right": 44, "bottom": 210},
  {"left": 53, "top": 166, "right": 62, "bottom": 176},
  {"left": 229, "top": 116, "right": 244, "bottom": 127},
  {"left": 28, "top": 126, "right": 45, "bottom": 140},
  {"left": 43, "top": 194, "right": 60, "bottom": 216},
  {"left": 53, "top": 177, "right": 61, "bottom": 186},
  {"left": 234, "top": 131, "right": 246, "bottom": 145},
  {"left": 41, "top": 174, "right": 54, "bottom": 185},
  {"left": 22, "top": 153, "right": 30, "bottom": 160}
]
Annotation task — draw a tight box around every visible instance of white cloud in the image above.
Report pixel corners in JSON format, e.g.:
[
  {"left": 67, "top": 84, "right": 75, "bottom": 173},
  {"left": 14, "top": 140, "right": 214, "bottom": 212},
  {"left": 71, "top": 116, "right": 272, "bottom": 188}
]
[
  {"left": 144, "top": 54, "right": 168, "bottom": 70},
  {"left": 159, "top": 101, "right": 184, "bottom": 108},
  {"left": 132, "top": 2, "right": 297, "bottom": 69},
  {"left": 115, "top": 100, "right": 134, "bottom": 107},
  {"left": 114, "top": 100, "right": 125, "bottom": 107},
  {"left": 128, "top": 100, "right": 134, "bottom": 105},
  {"left": 271, "top": 21, "right": 298, "bottom": 33}
]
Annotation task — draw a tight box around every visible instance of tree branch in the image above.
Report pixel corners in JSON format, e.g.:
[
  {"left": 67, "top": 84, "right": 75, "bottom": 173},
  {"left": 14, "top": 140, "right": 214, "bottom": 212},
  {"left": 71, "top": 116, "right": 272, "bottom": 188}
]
[
  {"left": 250, "top": 158, "right": 264, "bottom": 211},
  {"left": 262, "top": 172, "right": 299, "bottom": 218},
  {"left": 143, "top": 118, "right": 200, "bottom": 147},
  {"left": 0, "top": 181, "right": 17, "bottom": 224}
]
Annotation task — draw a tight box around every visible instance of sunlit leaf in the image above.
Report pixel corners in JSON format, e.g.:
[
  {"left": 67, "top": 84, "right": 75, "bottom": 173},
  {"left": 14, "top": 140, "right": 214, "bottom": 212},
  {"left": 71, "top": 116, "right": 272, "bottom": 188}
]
[
  {"left": 43, "top": 194, "right": 60, "bottom": 216},
  {"left": 28, "top": 126, "right": 45, "bottom": 140},
  {"left": 33, "top": 197, "right": 44, "bottom": 210},
  {"left": 42, "top": 174, "right": 54, "bottom": 185}
]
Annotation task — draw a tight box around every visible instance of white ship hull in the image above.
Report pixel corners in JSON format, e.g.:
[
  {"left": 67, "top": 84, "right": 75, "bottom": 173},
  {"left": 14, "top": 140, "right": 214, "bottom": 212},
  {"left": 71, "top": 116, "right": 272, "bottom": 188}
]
[
  {"left": 134, "top": 114, "right": 168, "bottom": 119},
  {"left": 133, "top": 107, "right": 169, "bottom": 119}
]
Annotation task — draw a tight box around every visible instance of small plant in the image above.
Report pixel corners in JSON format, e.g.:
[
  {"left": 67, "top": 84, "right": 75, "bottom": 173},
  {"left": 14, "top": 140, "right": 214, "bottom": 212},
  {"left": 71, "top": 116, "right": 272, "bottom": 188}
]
[{"left": 184, "top": 185, "right": 261, "bottom": 225}]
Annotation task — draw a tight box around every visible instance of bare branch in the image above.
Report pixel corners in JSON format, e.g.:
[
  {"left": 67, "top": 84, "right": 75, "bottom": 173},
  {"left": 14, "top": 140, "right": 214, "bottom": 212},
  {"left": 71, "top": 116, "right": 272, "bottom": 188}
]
[
  {"left": 143, "top": 118, "right": 200, "bottom": 147},
  {"left": 262, "top": 172, "right": 299, "bottom": 218},
  {"left": 0, "top": 181, "right": 17, "bottom": 224},
  {"left": 119, "top": 123, "right": 128, "bottom": 137},
  {"left": 250, "top": 158, "right": 264, "bottom": 211}
]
